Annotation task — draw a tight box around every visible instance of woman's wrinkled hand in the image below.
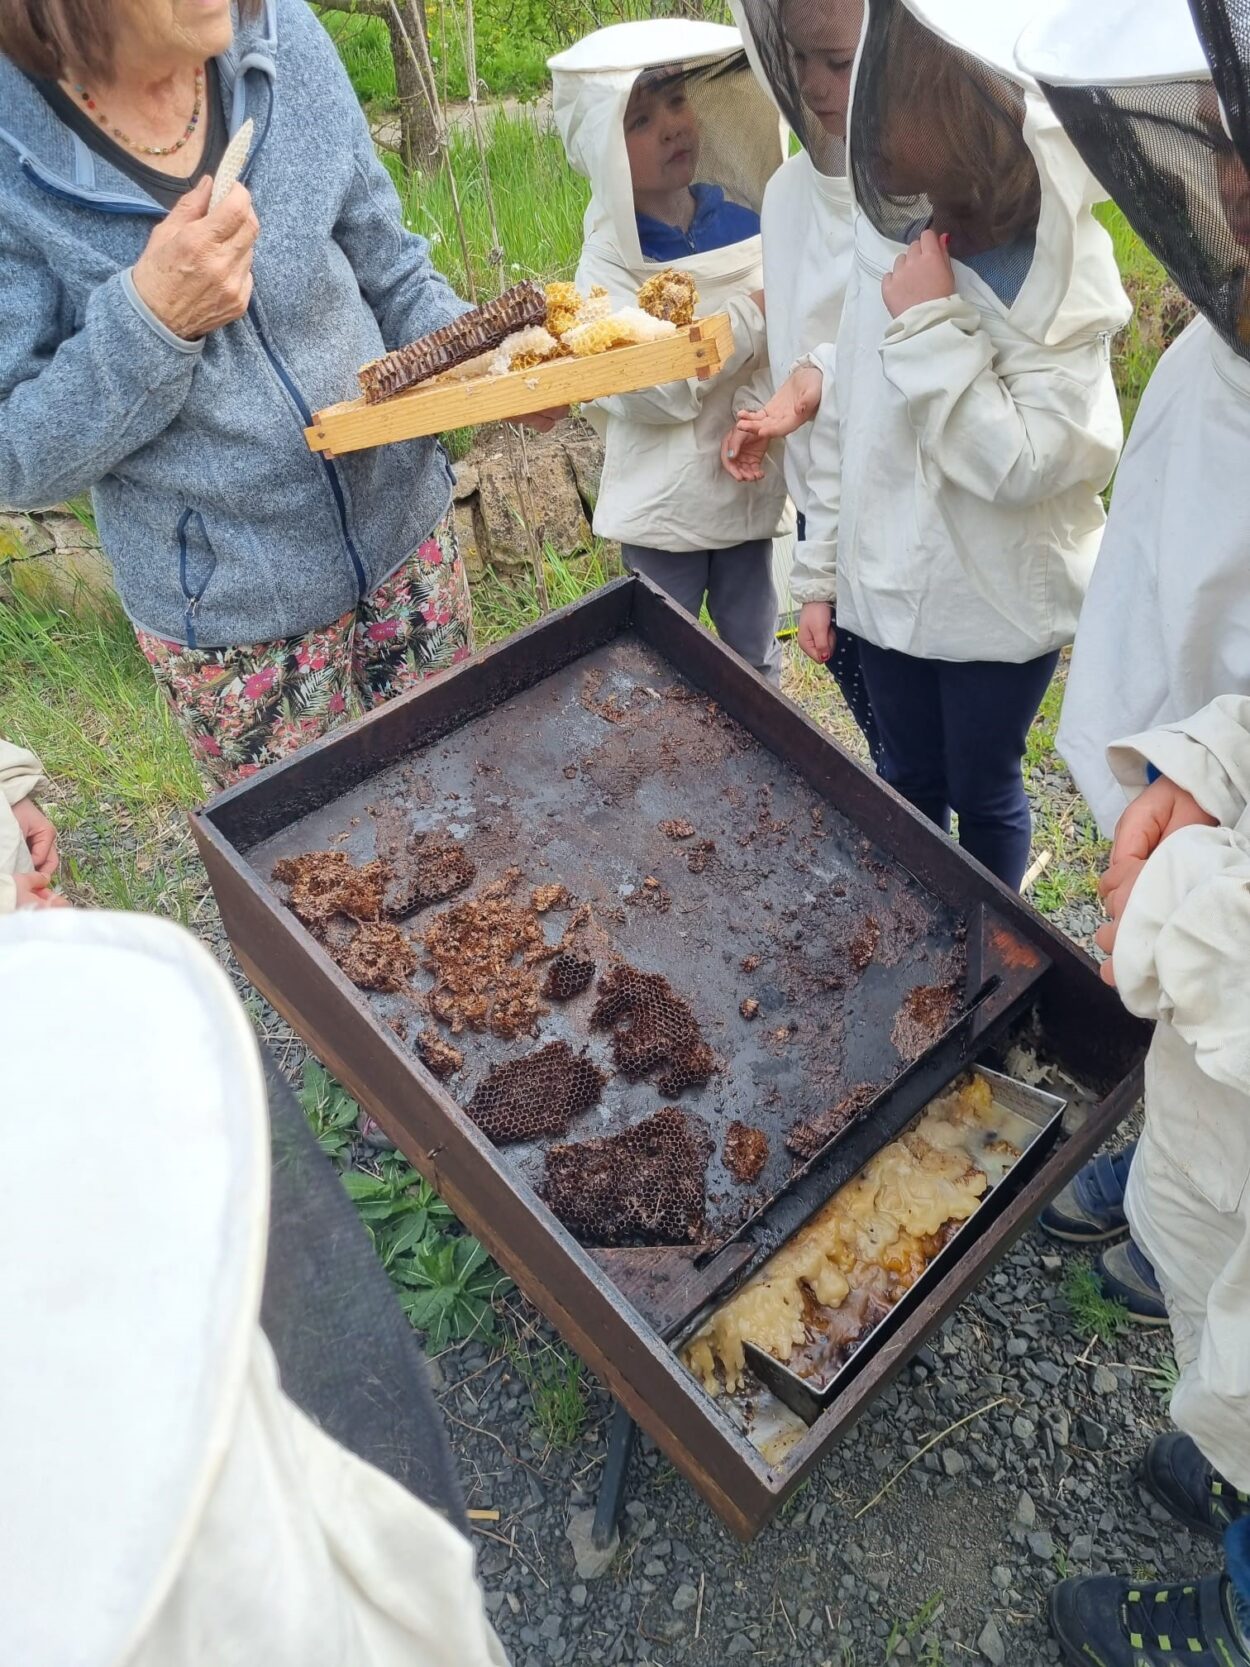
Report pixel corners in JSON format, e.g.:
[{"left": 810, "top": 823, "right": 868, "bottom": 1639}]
[
  {"left": 13, "top": 796, "right": 58, "bottom": 878},
  {"left": 132, "top": 176, "right": 260, "bottom": 340},
  {"left": 882, "top": 229, "right": 955, "bottom": 318},
  {"left": 798, "top": 599, "right": 835, "bottom": 665}
]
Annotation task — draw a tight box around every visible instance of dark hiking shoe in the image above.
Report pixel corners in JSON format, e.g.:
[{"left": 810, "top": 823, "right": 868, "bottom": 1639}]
[
  {"left": 1050, "top": 1572, "right": 1250, "bottom": 1666},
  {"left": 1097, "top": 1238, "right": 1169, "bottom": 1326},
  {"left": 1041, "top": 1144, "right": 1137, "bottom": 1244},
  {"left": 1143, "top": 1432, "right": 1250, "bottom": 1540}
]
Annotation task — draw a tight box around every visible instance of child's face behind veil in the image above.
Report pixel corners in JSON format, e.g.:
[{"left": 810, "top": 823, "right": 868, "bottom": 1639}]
[
  {"left": 782, "top": 0, "right": 863, "bottom": 140},
  {"left": 624, "top": 72, "right": 702, "bottom": 197}
]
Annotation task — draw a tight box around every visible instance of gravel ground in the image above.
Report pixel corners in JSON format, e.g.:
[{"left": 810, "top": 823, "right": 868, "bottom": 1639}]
[{"left": 149, "top": 656, "right": 1188, "bottom": 1667}]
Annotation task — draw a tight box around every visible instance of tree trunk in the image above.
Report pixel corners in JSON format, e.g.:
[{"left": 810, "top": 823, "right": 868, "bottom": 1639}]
[{"left": 384, "top": 0, "right": 439, "bottom": 173}]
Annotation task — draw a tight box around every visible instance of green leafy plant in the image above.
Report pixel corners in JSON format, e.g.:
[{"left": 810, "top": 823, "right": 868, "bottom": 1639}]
[
  {"left": 1061, "top": 1260, "right": 1131, "bottom": 1343},
  {"left": 342, "top": 1155, "right": 510, "bottom": 1346},
  {"left": 513, "top": 1342, "right": 588, "bottom": 1448},
  {"left": 298, "top": 1058, "right": 362, "bottom": 1159},
  {"left": 1150, "top": 1350, "right": 1181, "bottom": 1401}
]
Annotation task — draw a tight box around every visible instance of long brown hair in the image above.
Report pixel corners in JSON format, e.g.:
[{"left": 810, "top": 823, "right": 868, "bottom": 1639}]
[
  {"left": 0, "top": 0, "right": 262, "bottom": 82},
  {"left": 868, "top": 1, "right": 1041, "bottom": 252}
]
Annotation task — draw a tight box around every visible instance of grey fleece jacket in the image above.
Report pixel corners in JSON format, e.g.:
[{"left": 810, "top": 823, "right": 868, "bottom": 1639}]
[{"left": 0, "top": 0, "right": 471, "bottom": 648}]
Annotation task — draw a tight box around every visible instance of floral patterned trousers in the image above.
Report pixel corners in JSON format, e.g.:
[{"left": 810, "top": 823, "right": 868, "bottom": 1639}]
[{"left": 136, "top": 514, "right": 471, "bottom": 790}]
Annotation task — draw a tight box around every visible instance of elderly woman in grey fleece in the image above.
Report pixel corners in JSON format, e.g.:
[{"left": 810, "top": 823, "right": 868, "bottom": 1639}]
[{"left": 0, "top": 0, "right": 557, "bottom": 786}]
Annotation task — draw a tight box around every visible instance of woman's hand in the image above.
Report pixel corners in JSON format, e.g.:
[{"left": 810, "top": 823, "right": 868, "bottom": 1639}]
[
  {"left": 882, "top": 229, "right": 955, "bottom": 319},
  {"left": 13, "top": 872, "right": 68, "bottom": 910},
  {"left": 798, "top": 600, "right": 835, "bottom": 665},
  {"left": 505, "top": 407, "right": 569, "bottom": 435},
  {"left": 132, "top": 176, "right": 260, "bottom": 341},
  {"left": 1094, "top": 776, "right": 1218, "bottom": 986},
  {"left": 13, "top": 796, "right": 58, "bottom": 878}
]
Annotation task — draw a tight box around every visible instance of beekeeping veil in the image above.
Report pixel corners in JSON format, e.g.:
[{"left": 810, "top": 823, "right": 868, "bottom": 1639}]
[
  {"left": 0, "top": 910, "right": 501, "bottom": 1667},
  {"left": 1018, "top": 0, "right": 1250, "bottom": 357},
  {"left": 729, "top": 0, "right": 863, "bottom": 175},
  {"left": 549, "top": 19, "right": 785, "bottom": 283}
]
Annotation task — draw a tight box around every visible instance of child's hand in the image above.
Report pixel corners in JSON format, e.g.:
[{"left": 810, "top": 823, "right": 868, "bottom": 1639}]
[
  {"left": 13, "top": 795, "right": 58, "bottom": 877},
  {"left": 882, "top": 229, "right": 956, "bottom": 318},
  {"left": 1094, "top": 777, "right": 1218, "bottom": 986},
  {"left": 507, "top": 406, "right": 569, "bottom": 435},
  {"left": 721, "top": 421, "right": 770, "bottom": 482},
  {"left": 798, "top": 600, "right": 835, "bottom": 665},
  {"left": 13, "top": 872, "right": 68, "bottom": 910},
  {"left": 733, "top": 366, "right": 823, "bottom": 446}
]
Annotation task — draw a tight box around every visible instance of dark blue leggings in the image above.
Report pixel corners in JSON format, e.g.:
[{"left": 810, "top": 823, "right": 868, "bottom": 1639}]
[{"left": 855, "top": 640, "right": 1059, "bottom": 890}]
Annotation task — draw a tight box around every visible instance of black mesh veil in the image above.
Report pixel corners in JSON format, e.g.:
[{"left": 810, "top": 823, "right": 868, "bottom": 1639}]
[
  {"left": 733, "top": 0, "right": 859, "bottom": 174},
  {"left": 851, "top": 0, "right": 1041, "bottom": 257},
  {"left": 1036, "top": 0, "right": 1250, "bottom": 358}
]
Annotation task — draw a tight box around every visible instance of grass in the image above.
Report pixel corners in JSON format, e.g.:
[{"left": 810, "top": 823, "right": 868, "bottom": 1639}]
[
  {"left": 1095, "top": 202, "right": 1193, "bottom": 437},
  {"left": 387, "top": 108, "right": 588, "bottom": 298},
  {"left": 1061, "top": 1260, "right": 1132, "bottom": 1343},
  {"left": 1021, "top": 663, "right": 1109, "bottom": 918},
  {"left": 508, "top": 1338, "right": 590, "bottom": 1448},
  {"left": 0, "top": 588, "right": 202, "bottom": 917},
  {"left": 472, "top": 541, "right": 623, "bottom": 644}
]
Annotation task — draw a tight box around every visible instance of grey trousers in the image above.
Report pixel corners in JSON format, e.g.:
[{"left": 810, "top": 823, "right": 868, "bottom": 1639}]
[{"left": 622, "top": 539, "right": 782, "bottom": 685}]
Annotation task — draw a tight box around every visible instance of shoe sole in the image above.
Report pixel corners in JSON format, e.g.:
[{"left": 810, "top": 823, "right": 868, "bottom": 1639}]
[{"left": 1039, "top": 1220, "right": 1129, "bottom": 1246}]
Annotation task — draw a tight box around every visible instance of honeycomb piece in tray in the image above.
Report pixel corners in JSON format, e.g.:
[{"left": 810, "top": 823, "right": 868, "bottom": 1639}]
[
  {"left": 415, "top": 1029, "right": 464, "bottom": 1080},
  {"left": 590, "top": 962, "right": 715, "bottom": 1096},
  {"left": 724, "top": 1121, "right": 768, "bottom": 1184},
  {"left": 637, "top": 268, "right": 699, "bottom": 327},
  {"left": 271, "top": 850, "right": 386, "bottom": 935},
  {"left": 544, "top": 281, "right": 584, "bottom": 339},
  {"left": 422, "top": 882, "right": 551, "bottom": 1040},
  {"left": 467, "top": 1041, "right": 606, "bottom": 1146},
  {"left": 358, "top": 281, "right": 547, "bottom": 402},
  {"left": 564, "top": 307, "right": 677, "bottom": 358},
  {"left": 542, "top": 950, "right": 596, "bottom": 1001},
  {"left": 543, "top": 1107, "right": 708, "bottom": 1245},
  {"left": 383, "top": 834, "right": 476, "bottom": 919},
  {"left": 336, "top": 921, "right": 418, "bottom": 993}
]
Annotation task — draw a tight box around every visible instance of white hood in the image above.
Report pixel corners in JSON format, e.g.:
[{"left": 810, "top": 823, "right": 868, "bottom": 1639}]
[
  {"left": 849, "top": 0, "right": 1129, "bottom": 348},
  {"left": 1016, "top": 0, "right": 1209, "bottom": 87},
  {"left": 549, "top": 19, "right": 785, "bottom": 286}
]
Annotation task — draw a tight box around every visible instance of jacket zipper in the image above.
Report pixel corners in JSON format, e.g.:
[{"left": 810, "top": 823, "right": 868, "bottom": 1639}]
[{"left": 246, "top": 301, "right": 369, "bottom": 597}]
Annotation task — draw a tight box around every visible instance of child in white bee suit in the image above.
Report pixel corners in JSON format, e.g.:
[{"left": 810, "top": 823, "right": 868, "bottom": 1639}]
[
  {"left": 0, "top": 909, "right": 506, "bottom": 1667},
  {"left": 0, "top": 735, "right": 64, "bottom": 912},
  {"left": 723, "top": 0, "right": 881, "bottom": 757},
  {"left": 1014, "top": 1, "right": 1250, "bottom": 1661},
  {"left": 548, "top": 20, "right": 789, "bottom": 683},
  {"left": 732, "top": 0, "right": 1130, "bottom": 890}
]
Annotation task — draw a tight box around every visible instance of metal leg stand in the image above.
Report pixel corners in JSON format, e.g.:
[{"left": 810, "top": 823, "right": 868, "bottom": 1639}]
[{"left": 592, "top": 1402, "right": 637, "bottom": 1549}]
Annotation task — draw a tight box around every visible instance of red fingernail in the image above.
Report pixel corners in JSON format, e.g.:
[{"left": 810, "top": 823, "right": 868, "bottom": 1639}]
[{"left": 941, "top": 232, "right": 951, "bottom": 248}]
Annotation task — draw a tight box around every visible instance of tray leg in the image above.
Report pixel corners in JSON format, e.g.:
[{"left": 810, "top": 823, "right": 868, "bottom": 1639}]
[{"left": 592, "top": 1402, "right": 637, "bottom": 1550}]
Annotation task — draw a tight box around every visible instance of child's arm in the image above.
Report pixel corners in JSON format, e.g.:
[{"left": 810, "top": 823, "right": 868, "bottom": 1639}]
[
  {"left": 1106, "top": 824, "right": 1250, "bottom": 1097},
  {"left": 786, "top": 346, "right": 841, "bottom": 665},
  {"left": 0, "top": 739, "right": 61, "bottom": 915},
  {"left": 878, "top": 233, "right": 1123, "bottom": 509}
]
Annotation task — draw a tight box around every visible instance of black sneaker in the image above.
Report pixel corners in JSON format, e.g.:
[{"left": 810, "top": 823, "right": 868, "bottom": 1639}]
[
  {"left": 1050, "top": 1572, "right": 1250, "bottom": 1666},
  {"left": 1143, "top": 1432, "right": 1250, "bottom": 1540},
  {"left": 1097, "top": 1238, "right": 1169, "bottom": 1326},
  {"left": 1041, "top": 1144, "right": 1136, "bottom": 1244}
]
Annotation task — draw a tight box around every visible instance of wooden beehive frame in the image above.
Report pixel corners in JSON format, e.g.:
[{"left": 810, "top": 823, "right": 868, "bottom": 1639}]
[{"left": 305, "top": 313, "right": 735, "bottom": 457}]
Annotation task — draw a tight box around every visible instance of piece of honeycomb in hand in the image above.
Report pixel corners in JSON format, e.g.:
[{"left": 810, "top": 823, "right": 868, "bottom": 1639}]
[
  {"left": 637, "top": 269, "right": 699, "bottom": 327},
  {"left": 564, "top": 308, "right": 677, "bottom": 357}
]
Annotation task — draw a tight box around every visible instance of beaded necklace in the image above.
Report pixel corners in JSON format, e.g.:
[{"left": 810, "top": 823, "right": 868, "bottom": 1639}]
[{"left": 71, "top": 65, "right": 205, "bottom": 159}]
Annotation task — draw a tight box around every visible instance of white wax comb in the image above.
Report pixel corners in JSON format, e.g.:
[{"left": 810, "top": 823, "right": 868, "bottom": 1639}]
[{"left": 210, "top": 118, "right": 254, "bottom": 210}]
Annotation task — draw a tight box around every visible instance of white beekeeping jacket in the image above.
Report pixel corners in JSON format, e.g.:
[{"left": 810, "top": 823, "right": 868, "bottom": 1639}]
[
  {"left": 731, "top": 0, "right": 857, "bottom": 514},
  {"left": 549, "top": 20, "right": 789, "bottom": 550},
  {"left": 1018, "top": 0, "right": 1250, "bottom": 833},
  {"left": 790, "top": 0, "right": 1130, "bottom": 663},
  {"left": 0, "top": 911, "right": 506, "bottom": 1667}
]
